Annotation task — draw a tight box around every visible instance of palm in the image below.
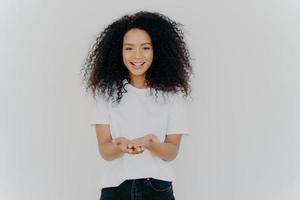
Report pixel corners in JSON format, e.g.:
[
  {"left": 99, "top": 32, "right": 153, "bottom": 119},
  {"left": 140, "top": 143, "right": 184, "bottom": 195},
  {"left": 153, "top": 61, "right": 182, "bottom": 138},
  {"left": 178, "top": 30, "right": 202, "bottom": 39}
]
[
  {"left": 112, "top": 137, "right": 144, "bottom": 154},
  {"left": 112, "top": 134, "right": 159, "bottom": 155}
]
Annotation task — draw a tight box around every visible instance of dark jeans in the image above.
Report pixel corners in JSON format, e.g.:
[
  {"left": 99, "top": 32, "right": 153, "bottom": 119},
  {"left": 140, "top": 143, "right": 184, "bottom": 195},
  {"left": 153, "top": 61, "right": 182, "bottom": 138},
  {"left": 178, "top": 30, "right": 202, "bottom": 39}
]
[{"left": 100, "top": 178, "right": 175, "bottom": 200}]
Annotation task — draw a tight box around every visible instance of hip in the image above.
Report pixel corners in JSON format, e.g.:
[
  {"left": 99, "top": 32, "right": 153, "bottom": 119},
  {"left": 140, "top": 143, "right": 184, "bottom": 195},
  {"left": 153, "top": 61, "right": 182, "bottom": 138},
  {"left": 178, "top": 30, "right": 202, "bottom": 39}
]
[{"left": 100, "top": 177, "right": 175, "bottom": 200}]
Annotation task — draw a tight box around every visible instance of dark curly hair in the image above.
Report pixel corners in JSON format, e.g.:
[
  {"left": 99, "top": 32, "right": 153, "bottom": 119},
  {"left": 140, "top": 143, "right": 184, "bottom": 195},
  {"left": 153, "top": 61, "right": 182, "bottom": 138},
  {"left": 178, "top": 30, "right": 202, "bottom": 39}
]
[{"left": 81, "top": 11, "right": 193, "bottom": 104}]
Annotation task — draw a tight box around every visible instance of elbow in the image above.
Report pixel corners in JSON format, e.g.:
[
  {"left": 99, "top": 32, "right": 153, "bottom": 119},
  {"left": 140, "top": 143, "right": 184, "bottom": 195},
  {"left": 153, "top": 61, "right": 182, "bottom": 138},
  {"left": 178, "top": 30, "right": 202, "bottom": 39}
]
[
  {"left": 162, "top": 151, "right": 179, "bottom": 162},
  {"left": 162, "top": 156, "right": 176, "bottom": 162},
  {"left": 170, "top": 153, "right": 179, "bottom": 161},
  {"left": 98, "top": 147, "right": 122, "bottom": 161},
  {"left": 103, "top": 156, "right": 114, "bottom": 161},
  {"left": 100, "top": 152, "right": 114, "bottom": 161},
  {"left": 98, "top": 148, "right": 113, "bottom": 161}
]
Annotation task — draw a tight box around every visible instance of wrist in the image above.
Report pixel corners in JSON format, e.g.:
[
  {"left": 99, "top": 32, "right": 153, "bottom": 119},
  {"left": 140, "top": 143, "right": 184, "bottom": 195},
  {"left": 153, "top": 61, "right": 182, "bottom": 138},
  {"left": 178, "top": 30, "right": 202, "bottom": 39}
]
[{"left": 145, "top": 134, "right": 159, "bottom": 149}]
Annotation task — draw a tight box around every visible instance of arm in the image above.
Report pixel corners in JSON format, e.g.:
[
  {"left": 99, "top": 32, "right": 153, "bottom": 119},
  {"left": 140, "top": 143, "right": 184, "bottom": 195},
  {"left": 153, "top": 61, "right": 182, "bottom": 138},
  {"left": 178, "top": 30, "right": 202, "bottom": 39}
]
[
  {"left": 95, "top": 124, "right": 145, "bottom": 161},
  {"left": 95, "top": 124, "right": 124, "bottom": 161},
  {"left": 132, "top": 133, "right": 182, "bottom": 161},
  {"left": 148, "top": 134, "right": 182, "bottom": 161}
]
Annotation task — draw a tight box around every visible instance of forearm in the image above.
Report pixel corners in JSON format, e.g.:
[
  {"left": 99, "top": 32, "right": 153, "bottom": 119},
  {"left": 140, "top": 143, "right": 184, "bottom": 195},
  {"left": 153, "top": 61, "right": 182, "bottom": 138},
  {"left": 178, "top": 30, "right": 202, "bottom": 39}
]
[
  {"left": 99, "top": 142, "right": 124, "bottom": 161},
  {"left": 146, "top": 142, "right": 179, "bottom": 161}
]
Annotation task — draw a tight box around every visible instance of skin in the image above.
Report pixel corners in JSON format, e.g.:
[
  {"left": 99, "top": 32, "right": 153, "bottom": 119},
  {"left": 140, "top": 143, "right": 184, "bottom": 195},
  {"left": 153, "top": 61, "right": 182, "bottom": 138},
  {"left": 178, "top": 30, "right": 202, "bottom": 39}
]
[
  {"left": 122, "top": 28, "right": 153, "bottom": 89},
  {"left": 95, "top": 28, "right": 182, "bottom": 161}
]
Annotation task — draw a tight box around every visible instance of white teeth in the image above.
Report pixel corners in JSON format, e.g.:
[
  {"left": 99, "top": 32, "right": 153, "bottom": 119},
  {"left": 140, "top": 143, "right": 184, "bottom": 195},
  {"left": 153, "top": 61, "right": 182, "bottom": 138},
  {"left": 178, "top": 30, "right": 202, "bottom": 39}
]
[
  {"left": 132, "top": 62, "right": 144, "bottom": 65},
  {"left": 131, "top": 62, "right": 145, "bottom": 67}
]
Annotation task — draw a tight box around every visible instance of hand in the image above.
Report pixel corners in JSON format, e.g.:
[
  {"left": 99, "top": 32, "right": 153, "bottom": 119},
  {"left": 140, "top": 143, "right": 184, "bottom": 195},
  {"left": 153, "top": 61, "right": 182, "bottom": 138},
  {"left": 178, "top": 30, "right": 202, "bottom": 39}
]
[
  {"left": 112, "top": 137, "right": 144, "bottom": 155},
  {"left": 131, "top": 134, "right": 160, "bottom": 149}
]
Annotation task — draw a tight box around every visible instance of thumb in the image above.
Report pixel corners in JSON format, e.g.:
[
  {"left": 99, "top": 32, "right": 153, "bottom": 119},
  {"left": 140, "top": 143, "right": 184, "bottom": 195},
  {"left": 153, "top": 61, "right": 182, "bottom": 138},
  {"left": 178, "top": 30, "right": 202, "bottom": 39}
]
[
  {"left": 112, "top": 138, "right": 119, "bottom": 145},
  {"left": 149, "top": 134, "right": 160, "bottom": 143}
]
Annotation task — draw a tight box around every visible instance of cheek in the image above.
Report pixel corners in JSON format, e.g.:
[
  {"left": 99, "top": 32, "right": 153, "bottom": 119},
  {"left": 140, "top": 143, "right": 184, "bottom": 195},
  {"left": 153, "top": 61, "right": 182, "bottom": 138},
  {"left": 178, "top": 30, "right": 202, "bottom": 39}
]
[
  {"left": 122, "top": 52, "right": 130, "bottom": 63},
  {"left": 149, "top": 55, "right": 154, "bottom": 62},
  {"left": 146, "top": 52, "right": 154, "bottom": 60}
]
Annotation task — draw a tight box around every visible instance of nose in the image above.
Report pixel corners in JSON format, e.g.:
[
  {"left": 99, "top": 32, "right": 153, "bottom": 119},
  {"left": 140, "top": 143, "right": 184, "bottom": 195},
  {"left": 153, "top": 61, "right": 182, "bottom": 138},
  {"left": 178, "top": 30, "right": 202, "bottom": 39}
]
[{"left": 133, "top": 48, "right": 143, "bottom": 58}]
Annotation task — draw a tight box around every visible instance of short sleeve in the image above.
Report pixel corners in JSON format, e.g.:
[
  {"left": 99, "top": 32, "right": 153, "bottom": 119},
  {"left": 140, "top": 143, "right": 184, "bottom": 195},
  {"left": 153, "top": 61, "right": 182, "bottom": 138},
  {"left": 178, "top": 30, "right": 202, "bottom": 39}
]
[
  {"left": 166, "top": 94, "right": 190, "bottom": 136},
  {"left": 90, "top": 95, "right": 110, "bottom": 126}
]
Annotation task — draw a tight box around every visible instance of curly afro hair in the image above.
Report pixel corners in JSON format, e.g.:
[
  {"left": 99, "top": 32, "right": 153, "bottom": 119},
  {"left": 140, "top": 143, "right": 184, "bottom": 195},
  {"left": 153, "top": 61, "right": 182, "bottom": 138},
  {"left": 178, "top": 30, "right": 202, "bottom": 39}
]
[{"left": 81, "top": 11, "right": 193, "bottom": 104}]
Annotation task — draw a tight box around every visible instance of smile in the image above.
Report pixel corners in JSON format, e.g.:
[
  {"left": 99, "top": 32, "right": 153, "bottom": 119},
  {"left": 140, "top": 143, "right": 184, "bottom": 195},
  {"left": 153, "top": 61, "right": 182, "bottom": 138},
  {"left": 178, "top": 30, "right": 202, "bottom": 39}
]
[{"left": 130, "top": 62, "right": 145, "bottom": 69}]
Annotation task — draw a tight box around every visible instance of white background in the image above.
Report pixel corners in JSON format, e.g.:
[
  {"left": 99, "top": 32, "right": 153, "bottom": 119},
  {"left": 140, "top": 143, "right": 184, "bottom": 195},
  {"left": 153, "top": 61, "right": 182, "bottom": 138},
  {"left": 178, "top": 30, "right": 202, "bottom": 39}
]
[{"left": 1, "top": 0, "right": 299, "bottom": 199}]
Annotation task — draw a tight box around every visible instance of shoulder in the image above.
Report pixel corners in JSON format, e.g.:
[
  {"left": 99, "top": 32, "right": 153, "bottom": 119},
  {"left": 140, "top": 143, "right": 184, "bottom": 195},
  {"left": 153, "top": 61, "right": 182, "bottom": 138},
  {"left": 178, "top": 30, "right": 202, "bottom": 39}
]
[
  {"left": 167, "top": 91, "right": 191, "bottom": 105},
  {"left": 92, "top": 94, "right": 112, "bottom": 108}
]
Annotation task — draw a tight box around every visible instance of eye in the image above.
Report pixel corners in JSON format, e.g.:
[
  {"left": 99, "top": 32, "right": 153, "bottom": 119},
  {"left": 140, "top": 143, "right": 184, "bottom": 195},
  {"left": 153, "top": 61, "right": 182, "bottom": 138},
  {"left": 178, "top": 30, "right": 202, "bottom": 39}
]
[
  {"left": 124, "top": 47, "right": 132, "bottom": 51},
  {"left": 143, "top": 47, "right": 151, "bottom": 50}
]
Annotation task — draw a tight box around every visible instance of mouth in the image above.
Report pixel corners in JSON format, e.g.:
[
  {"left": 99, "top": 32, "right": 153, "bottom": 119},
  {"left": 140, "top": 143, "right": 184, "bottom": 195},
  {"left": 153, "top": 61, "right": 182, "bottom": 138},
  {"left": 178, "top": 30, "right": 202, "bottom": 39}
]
[{"left": 130, "top": 62, "right": 145, "bottom": 69}]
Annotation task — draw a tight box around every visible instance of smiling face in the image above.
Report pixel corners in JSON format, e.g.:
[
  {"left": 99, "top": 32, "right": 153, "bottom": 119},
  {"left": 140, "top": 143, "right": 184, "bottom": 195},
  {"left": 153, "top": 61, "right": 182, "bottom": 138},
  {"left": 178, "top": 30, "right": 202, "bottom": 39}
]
[{"left": 122, "top": 28, "right": 153, "bottom": 84}]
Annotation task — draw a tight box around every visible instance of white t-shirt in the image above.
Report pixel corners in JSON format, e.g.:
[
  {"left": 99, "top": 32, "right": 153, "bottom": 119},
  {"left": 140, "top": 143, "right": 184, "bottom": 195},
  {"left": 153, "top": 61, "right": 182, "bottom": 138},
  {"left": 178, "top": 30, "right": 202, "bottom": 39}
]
[{"left": 90, "top": 79, "right": 190, "bottom": 189}]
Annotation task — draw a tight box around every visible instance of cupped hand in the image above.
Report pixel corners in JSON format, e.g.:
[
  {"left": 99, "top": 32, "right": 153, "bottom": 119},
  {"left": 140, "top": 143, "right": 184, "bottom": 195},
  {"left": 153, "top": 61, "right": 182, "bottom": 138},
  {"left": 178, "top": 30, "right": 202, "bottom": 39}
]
[
  {"left": 112, "top": 137, "right": 144, "bottom": 155},
  {"left": 131, "top": 133, "right": 160, "bottom": 149}
]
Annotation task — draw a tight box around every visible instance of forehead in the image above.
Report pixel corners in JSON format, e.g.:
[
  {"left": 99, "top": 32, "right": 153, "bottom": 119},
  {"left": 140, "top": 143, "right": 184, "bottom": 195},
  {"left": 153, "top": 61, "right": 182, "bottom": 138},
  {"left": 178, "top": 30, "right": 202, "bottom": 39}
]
[{"left": 123, "top": 28, "right": 152, "bottom": 45}]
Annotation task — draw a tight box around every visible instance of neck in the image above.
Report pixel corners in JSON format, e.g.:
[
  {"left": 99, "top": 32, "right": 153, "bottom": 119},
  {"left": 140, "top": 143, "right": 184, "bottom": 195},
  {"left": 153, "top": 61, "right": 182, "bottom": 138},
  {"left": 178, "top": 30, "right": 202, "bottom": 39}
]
[{"left": 129, "top": 76, "right": 149, "bottom": 89}]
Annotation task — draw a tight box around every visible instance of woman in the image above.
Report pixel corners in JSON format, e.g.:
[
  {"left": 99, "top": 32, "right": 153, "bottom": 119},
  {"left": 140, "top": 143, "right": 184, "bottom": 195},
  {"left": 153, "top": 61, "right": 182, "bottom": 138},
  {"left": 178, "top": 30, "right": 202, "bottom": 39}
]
[{"left": 82, "top": 10, "right": 193, "bottom": 200}]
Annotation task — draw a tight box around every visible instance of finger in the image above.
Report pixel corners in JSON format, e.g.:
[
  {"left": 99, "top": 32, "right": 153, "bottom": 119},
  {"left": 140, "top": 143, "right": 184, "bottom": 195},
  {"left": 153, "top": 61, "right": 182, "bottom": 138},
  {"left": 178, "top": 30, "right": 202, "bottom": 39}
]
[
  {"left": 134, "top": 147, "right": 140, "bottom": 152},
  {"left": 136, "top": 149, "right": 144, "bottom": 154},
  {"left": 134, "top": 144, "right": 143, "bottom": 149},
  {"left": 129, "top": 148, "right": 139, "bottom": 154},
  {"left": 138, "top": 145, "right": 145, "bottom": 150},
  {"left": 135, "top": 147, "right": 144, "bottom": 153}
]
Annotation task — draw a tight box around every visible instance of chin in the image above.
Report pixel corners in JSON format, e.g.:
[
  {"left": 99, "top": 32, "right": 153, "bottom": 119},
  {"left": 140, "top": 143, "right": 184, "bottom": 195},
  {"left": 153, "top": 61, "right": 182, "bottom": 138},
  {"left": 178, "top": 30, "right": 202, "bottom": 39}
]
[
  {"left": 127, "top": 65, "right": 150, "bottom": 76},
  {"left": 129, "top": 71, "right": 147, "bottom": 77}
]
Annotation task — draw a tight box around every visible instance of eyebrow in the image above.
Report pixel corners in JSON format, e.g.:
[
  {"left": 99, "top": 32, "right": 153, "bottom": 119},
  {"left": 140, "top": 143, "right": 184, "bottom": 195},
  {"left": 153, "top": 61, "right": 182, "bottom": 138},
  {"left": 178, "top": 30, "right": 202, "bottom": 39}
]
[{"left": 123, "top": 43, "right": 152, "bottom": 46}]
